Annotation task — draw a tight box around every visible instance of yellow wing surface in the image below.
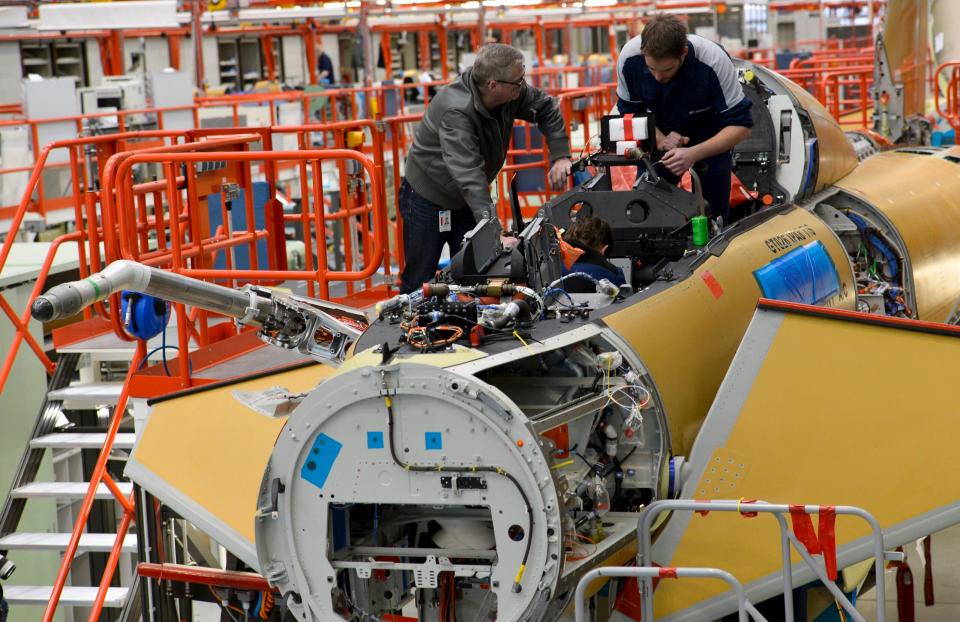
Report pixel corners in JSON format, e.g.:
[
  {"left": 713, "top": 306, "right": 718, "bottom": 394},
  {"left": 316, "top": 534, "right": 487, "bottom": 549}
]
[{"left": 651, "top": 301, "right": 960, "bottom": 620}]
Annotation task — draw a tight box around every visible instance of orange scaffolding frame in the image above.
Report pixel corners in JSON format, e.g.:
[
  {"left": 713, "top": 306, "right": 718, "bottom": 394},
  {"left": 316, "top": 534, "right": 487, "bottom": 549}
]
[
  {"left": 40, "top": 146, "right": 384, "bottom": 622},
  {"left": 935, "top": 60, "right": 960, "bottom": 134}
]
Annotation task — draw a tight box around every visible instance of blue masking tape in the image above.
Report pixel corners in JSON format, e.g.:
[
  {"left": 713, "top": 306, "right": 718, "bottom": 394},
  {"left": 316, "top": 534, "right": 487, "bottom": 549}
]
[{"left": 301, "top": 433, "right": 342, "bottom": 490}]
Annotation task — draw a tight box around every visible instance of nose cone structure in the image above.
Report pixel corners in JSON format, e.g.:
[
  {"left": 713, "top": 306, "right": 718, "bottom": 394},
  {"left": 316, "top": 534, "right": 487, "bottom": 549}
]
[{"left": 255, "top": 363, "right": 564, "bottom": 621}]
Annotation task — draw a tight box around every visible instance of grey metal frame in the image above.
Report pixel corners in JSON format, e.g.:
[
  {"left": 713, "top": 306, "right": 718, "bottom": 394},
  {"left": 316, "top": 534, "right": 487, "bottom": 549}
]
[
  {"left": 637, "top": 500, "right": 901, "bottom": 622},
  {"left": 573, "top": 566, "right": 765, "bottom": 622}
]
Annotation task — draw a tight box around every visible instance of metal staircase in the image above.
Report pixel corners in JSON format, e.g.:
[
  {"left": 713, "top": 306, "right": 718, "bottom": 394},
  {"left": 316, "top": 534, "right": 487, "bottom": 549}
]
[{"left": 0, "top": 351, "right": 138, "bottom": 618}]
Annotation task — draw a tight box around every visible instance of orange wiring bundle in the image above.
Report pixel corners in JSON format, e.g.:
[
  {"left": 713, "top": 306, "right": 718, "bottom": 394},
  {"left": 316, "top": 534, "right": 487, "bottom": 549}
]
[
  {"left": 405, "top": 324, "right": 464, "bottom": 349},
  {"left": 565, "top": 531, "right": 598, "bottom": 562}
]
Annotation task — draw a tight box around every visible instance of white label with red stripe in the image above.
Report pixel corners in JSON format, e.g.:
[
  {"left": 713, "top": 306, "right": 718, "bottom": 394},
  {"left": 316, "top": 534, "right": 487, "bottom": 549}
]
[{"left": 609, "top": 114, "right": 649, "bottom": 142}]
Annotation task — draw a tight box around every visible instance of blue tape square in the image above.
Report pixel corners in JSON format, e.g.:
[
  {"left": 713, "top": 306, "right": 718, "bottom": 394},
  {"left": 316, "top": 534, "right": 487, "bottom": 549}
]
[
  {"left": 367, "top": 431, "right": 384, "bottom": 449},
  {"left": 425, "top": 432, "right": 442, "bottom": 451},
  {"left": 300, "top": 433, "right": 342, "bottom": 490}
]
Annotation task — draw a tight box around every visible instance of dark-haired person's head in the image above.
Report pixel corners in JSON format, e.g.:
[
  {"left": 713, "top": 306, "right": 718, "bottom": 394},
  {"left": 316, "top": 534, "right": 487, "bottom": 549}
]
[
  {"left": 640, "top": 14, "right": 688, "bottom": 83},
  {"left": 567, "top": 216, "right": 614, "bottom": 256}
]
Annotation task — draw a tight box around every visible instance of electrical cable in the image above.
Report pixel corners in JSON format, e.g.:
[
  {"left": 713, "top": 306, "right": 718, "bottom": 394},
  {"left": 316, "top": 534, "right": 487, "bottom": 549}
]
[
  {"left": 564, "top": 531, "right": 597, "bottom": 562},
  {"left": 160, "top": 306, "right": 171, "bottom": 376},
  {"left": 383, "top": 395, "right": 534, "bottom": 594},
  {"left": 543, "top": 287, "right": 577, "bottom": 308},
  {"left": 568, "top": 445, "right": 592, "bottom": 468},
  {"left": 137, "top": 345, "right": 179, "bottom": 371},
  {"left": 253, "top": 592, "right": 263, "bottom": 619},
  {"left": 405, "top": 324, "right": 464, "bottom": 349},
  {"left": 549, "top": 272, "right": 599, "bottom": 289},
  {"left": 207, "top": 584, "right": 246, "bottom": 620}
]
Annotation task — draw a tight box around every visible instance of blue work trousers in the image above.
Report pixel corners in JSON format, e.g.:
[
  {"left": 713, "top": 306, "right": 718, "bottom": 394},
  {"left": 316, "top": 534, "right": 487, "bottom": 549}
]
[
  {"left": 398, "top": 179, "right": 477, "bottom": 294},
  {"left": 660, "top": 151, "right": 733, "bottom": 225}
]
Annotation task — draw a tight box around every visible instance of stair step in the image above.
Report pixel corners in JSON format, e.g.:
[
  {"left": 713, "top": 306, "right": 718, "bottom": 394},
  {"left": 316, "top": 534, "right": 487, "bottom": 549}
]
[
  {"left": 47, "top": 382, "right": 124, "bottom": 408},
  {"left": 4, "top": 585, "right": 129, "bottom": 607},
  {"left": 0, "top": 532, "right": 137, "bottom": 553},
  {"left": 11, "top": 482, "right": 133, "bottom": 500},
  {"left": 31, "top": 433, "right": 136, "bottom": 450}
]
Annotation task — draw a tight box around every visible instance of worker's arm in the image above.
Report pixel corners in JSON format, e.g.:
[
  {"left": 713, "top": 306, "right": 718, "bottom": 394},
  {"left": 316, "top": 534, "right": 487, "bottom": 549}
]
[
  {"left": 690, "top": 125, "right": 751, "bottom": 160},
  {"left": 516, "top": 85, "right": 572, "bottom": 189},
  {"left": 437, "top": 110, "right": 497, "bottom": 223},
  {"left": 660, "top": 125, "right": 750, "bottom": 175}
]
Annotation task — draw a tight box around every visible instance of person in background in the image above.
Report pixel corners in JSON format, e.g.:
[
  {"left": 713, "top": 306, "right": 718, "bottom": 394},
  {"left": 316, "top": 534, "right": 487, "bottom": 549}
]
[
  {"left": 316, "top": 44, "right": 336, "bottom": 84},
  {"left": 398, "top": 43, "right": 572, "bottom": 294},
  {"left": 616, "top": 13, "right": 753, "bottom": 224},
  {"left": 562, "top": 215, "right": 626, "bottom": 287}
]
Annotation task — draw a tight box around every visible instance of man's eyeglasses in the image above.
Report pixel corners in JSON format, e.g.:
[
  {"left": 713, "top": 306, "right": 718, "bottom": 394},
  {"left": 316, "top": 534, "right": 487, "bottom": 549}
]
[{"left": 495, "top": 76, "right": 526, "bottom": 88}]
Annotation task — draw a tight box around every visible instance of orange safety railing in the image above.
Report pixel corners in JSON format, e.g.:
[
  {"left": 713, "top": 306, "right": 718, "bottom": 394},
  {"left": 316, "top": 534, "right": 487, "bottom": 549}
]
[
  {"left": 5, "top": 77, "right": 627, "bottom": 391},
  {"left": 496, "top": 85, "right": 612, "bottom": 225},
  {"left": 935, "top": 60, "right": 960, "bottom": 133},
  {"left": 0, "top": 130, "right": 193, "bottom": 394},
  {"left": 818, "top": 65, "right": 875, "bottom": 127},
  {"left": 778, "top": 36, "right": 873, "bottom": 53},
  {"left": 0, "top": 105, "right": 200, "bottom": 223},
  {"left": 781, "top": 54, "right": 874, "bottom": 94},
  {"left": 527, "top": 65, "right": 616, "bottom": 92},
  {"left": 41, "top": 339, "right": 145, "bottom": 622},
  {"left": 267, "top": 120, "right": 389, "bottom": 300},
  {"left": 41, "top": 146, "right": 384, "bottom": 622},
  {"left": 0, "top": 119, "right": 391, "bottom": 393},
  {"left": 195, "top": 81, "right": 451, "bottom": 128},
  {"left": 0, "top": 69, "right": 616, "bottom": 229},
  {"left": 380, "top": 113, "right": 425, "bottom": 280},
  {"left": 780, "top": 55, "right": 874, "bottom": 112}
]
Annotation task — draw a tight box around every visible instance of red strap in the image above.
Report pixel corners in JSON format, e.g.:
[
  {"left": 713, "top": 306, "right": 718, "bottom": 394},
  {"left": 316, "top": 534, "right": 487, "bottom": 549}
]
[
  {"left": 738, "top": 498, "right": 758, "bottom": 518},
  {"left": 923, "top": 535, "right": 934, "bottom": 606},
  {"left": 789, "top": 505, "right": 840, "bottom": 581},
  {"left": 613, "top": 577, "right": 642, "bottom": 621},
  {"left": 623, "top": 113, "right": 634, "bottom": 141},
  {"left": 659, "top": 567, "right": 678, "bottom": 579},
  {"left": 817, "top": 506, "right": 837, "bottom": 581},
  {"left": 894, "top": 546, "right": 915, "bottom": 622},
  {"left": 694, "top": 499, "right": 711, "bottom": 516},
  {"left": 790, "top": 505, "right": 821, "bottom": 556}
]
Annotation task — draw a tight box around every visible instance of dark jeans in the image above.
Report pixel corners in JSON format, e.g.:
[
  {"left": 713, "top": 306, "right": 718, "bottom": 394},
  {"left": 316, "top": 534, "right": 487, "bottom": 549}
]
[
  {"left": 399, "top": 179, "right": 477, "bottom": 294},
  {"left": 658, "top": 151, "right": 733, "bottom": 225}
]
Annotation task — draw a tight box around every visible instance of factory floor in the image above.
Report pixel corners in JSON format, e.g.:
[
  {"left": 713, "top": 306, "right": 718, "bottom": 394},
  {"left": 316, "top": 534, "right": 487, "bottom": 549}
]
[{"left": 857, "top": 524, "right": 960, "bottom": 620}]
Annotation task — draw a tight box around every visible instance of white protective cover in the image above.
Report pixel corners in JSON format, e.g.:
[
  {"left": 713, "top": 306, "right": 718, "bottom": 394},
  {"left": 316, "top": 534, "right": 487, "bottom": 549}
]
[{"left": 608, "top": 116, "right": 649, "bottom": 155}]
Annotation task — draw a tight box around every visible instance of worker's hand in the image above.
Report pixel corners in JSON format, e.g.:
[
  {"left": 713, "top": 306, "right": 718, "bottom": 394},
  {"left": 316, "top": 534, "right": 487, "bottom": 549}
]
[
  {"left": 500, "top": 235, "right": 520, "bottom": 249},
  {"left": 661, "top": 147, "right": 698, "bottom": 176},
  {"left": 548, "top": 157, "right": 573, "bottom": 190},
  {"left": 658, "top": 132, "right": 690, "bottom": 152}
]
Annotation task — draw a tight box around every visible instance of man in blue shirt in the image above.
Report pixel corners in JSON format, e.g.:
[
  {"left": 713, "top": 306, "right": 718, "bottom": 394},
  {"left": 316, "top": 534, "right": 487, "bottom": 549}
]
[
  {"left": 316, "top": 44, "right": 336, "bottom": 84},
  {"left": 616, "top": 14, "right": 753, "bottom": 224}
]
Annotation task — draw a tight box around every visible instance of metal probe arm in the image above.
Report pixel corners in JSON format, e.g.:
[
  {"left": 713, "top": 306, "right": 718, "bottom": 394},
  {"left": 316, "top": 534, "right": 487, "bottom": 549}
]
[{"left": 30, "top": 260, "right": 363, "bottom": 367}]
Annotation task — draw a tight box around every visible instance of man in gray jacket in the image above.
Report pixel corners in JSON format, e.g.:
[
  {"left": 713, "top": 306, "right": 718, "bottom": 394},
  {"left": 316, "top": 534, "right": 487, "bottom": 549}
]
[{"left": 399, "top": 43, "right": 572, "bottom": 294}]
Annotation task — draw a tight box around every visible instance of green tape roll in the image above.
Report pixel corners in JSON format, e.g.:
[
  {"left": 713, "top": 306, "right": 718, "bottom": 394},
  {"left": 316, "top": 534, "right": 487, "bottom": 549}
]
[{"left": 692, "top": 215, "right": 709, "bottom": 247}]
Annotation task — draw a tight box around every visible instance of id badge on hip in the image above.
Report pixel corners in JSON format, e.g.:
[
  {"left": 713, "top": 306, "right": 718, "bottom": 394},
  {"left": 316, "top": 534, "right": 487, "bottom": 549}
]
[{"left": 438, "top": 210, "right": 452, "bottom": 232}]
